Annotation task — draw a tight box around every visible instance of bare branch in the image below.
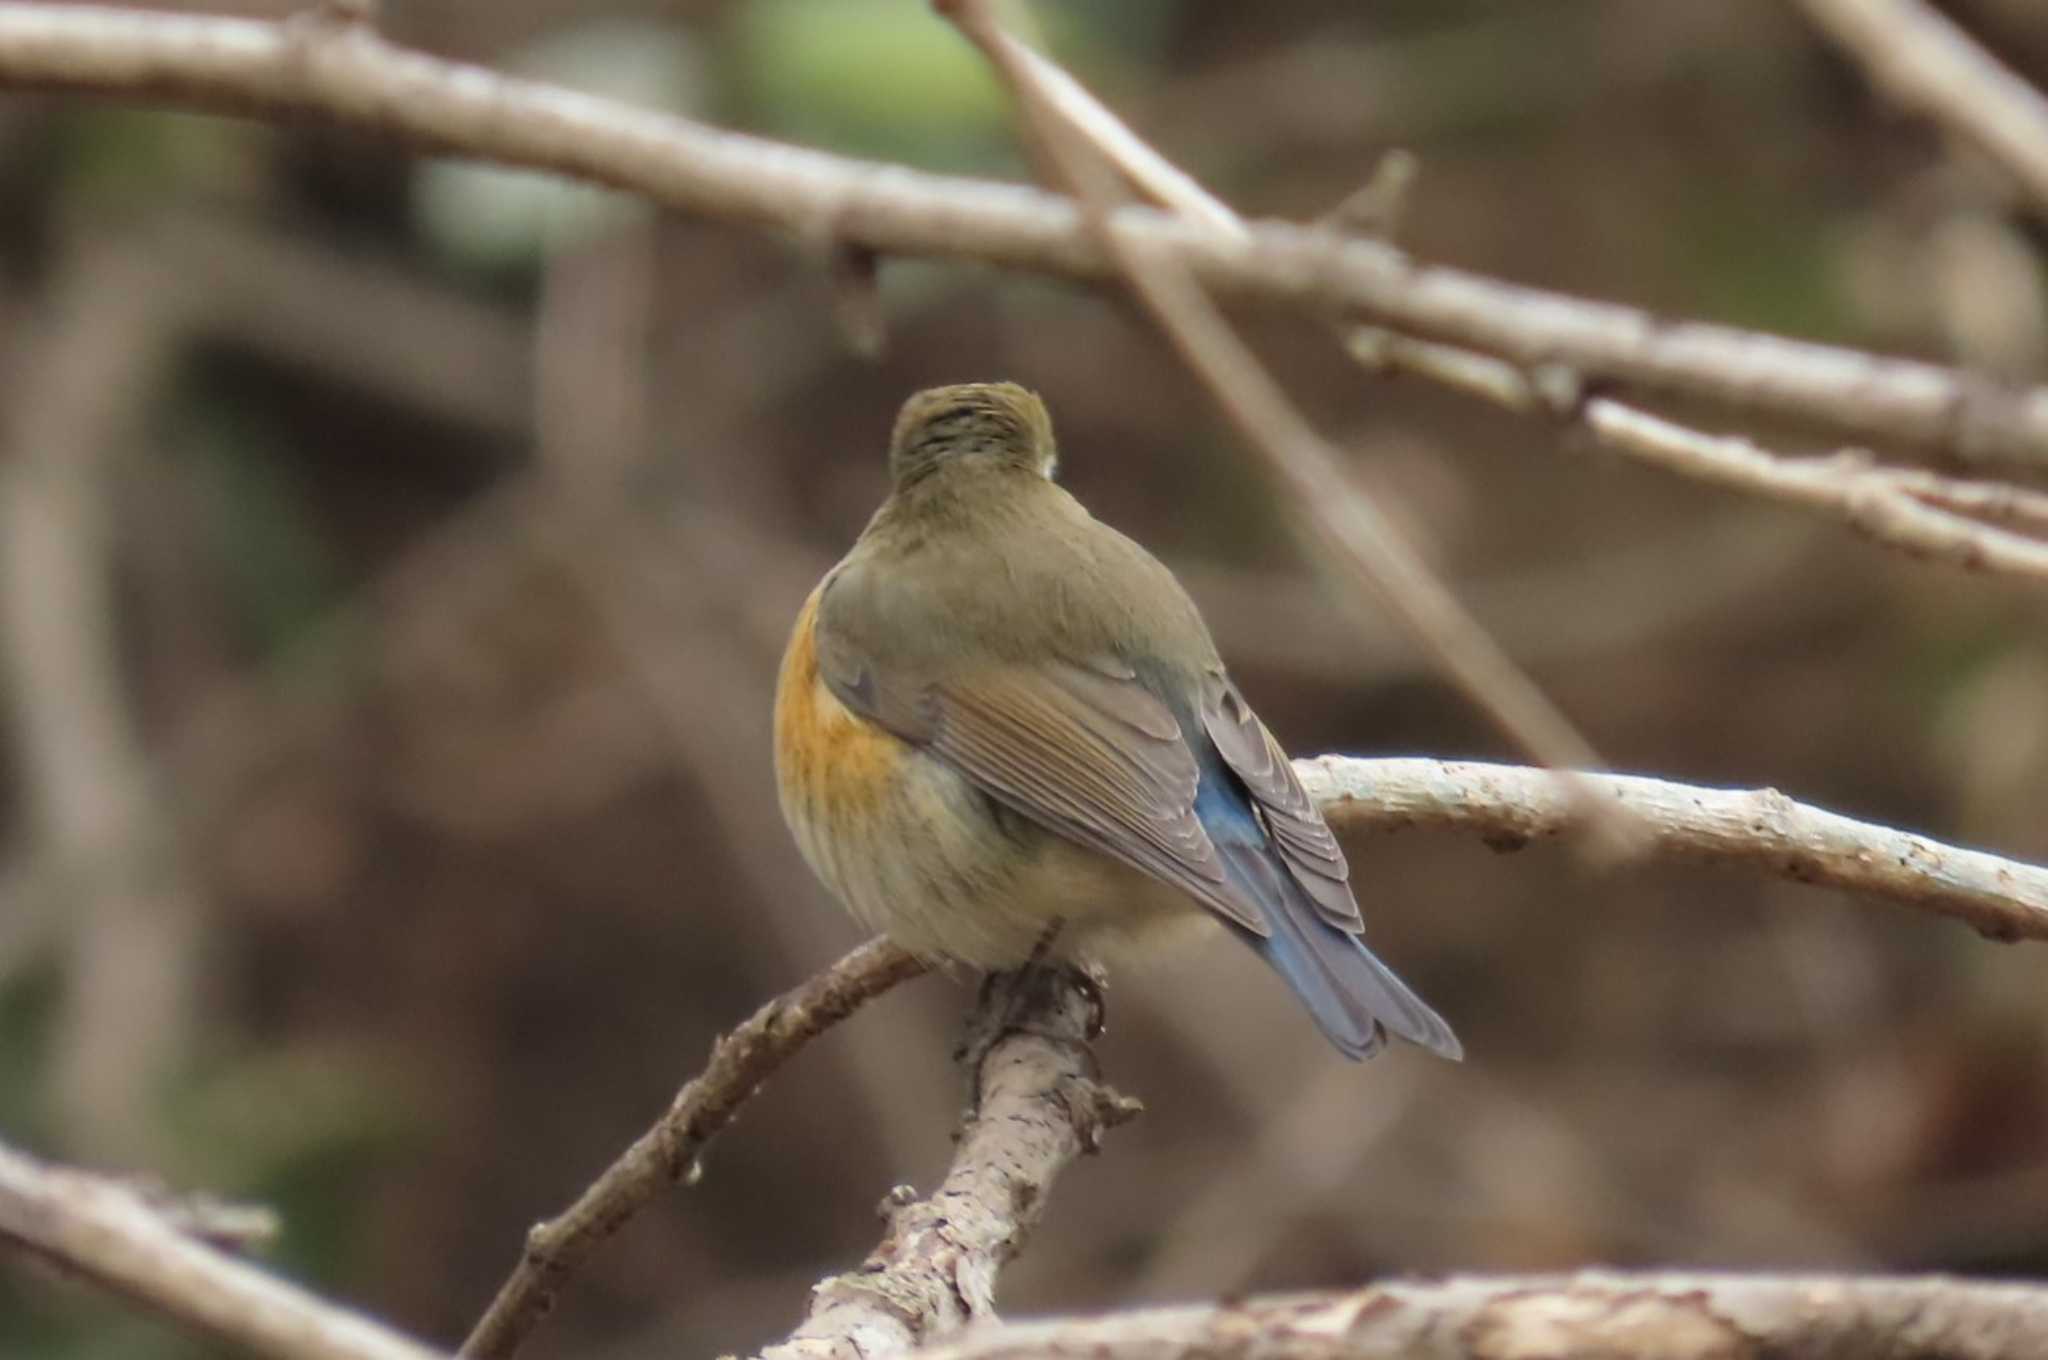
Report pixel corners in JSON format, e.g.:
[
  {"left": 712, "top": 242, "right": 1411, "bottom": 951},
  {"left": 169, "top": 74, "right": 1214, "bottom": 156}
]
[
  {"left": 0, "top": 237, "right": 205, "bottom": 1162},
  {"left": 461, "top": 938, "right": 926, "bottom": 1360},
  {"left": 916, "top": 1272, "right": 2048, "bottom": 1360},
  {"left": 3, "top": 4, "right": 2048, "bottom": 463},
  {"left": 0, "top": 1138, "right": 446, "bottom": 1360},
  {"left": 1794, "top": 0, "right": 2048, "bottom": 222},
  {"left": 1300, "top": 756, "right": 2048, "bottom": 944},
  {"left": 757, "top": 965, "right": 1140, "bottom": 1360},
  {"left": 1356, "top": 320, "right": 2048, "bottom": 580},
  {"left": 1581, "top": 402, "right": 2048, "bottom": 578}
]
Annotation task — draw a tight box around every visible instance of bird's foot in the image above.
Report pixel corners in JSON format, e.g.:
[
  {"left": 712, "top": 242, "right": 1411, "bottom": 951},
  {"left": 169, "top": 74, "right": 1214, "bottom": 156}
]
[{"left": 954, "top": 952, "right": 1109, "bottom": 1107}]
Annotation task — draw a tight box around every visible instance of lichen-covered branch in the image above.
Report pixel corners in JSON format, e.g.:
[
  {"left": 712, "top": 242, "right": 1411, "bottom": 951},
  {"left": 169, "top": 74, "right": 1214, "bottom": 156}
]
[{"left": 915, "top": 1272, "right": 2048, "bottom": 1360}]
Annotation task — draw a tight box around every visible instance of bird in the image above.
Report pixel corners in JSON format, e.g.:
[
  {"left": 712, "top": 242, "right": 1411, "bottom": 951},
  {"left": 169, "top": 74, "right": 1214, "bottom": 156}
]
[{"left": 774, "top": 382, "right": 1460, "bottom": 1061}]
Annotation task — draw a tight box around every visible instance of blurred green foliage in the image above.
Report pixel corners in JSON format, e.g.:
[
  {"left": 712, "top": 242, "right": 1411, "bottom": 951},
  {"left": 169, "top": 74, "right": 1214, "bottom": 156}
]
[
  {"left": 721, "top": 0, "right": 1180, "bottom": 171},
  {"left": 181, "top": 401, "right": 342, "bottom": 657}
]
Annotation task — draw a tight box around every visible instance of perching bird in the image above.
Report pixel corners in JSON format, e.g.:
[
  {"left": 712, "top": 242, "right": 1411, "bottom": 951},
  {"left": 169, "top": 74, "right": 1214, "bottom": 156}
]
[{"left": 774, "top": 382, "right": 1460, "bottom": 1061}]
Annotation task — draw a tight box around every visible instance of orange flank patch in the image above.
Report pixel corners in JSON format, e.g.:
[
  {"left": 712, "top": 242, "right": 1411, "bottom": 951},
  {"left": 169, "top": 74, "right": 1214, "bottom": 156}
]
[{"left": 775, "top": 586, "right": 906, "bottom": 821}]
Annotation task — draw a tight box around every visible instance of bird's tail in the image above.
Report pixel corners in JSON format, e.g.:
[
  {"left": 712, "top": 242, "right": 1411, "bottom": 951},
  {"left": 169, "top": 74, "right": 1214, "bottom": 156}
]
[{"left": 1246, "top": 879, "right": 1463, "bottom": 1062}]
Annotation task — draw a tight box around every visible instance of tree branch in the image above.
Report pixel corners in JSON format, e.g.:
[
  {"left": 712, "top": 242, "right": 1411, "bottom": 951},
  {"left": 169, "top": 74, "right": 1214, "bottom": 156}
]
[
  {"left": 1793, "top": 0, "right": 2048, "bottom": 223},
  {"left": 460, "top": 938, "right": 927, "bottom": 1360},
  {"left": 0, "top": 1137, "right": 446, "bottom": 1360},
  {"left": 1301, "top": 756, "right": 2048, "bottom": 943},
  {"left": 1346, "top": 326, "right": 2048, "bottom": 584},
  {"left": 914, "top": 1272, "right": 2048, "bottom": 1360},
  {"left": 757, "top": 965, "right": 1140, "bottom": 1360},
  {"left": 2, "top": 4, "right": 2048, "bottom": 463}
]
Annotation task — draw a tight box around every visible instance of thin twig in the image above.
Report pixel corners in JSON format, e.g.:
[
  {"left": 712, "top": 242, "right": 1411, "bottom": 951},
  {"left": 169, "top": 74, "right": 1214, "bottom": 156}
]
[
  {"left": 1883, "top": 463, "right": 2048, "bottom": 534},
  {"left": 755, "top": 965, "right": 1140, "bottom": 1360},
  {"left": 915, "top": 1272, "right": 2048, "bottom": 1360},
  {"left": 1583, "top": 402, "right": 2048, "bottom": 577},
  {"left": 0, "top": 1138, "right": 446, "bottom": 1360},
  {"left": 1794, "top": 0, "right": 2048, "bottom": 221},
  {"left": 1343, "top": 322, "right": 2048, "bottom": 582},
  {"left": 458, "top": 938, "right": 926, "bottom": 1360},
  {"left": 4, "top": 4, "right": 2048, "bottom": 463},
  {"left": 1299, "top": 755, "right": 2048, "bottom": 943},
  {"left": 985, "top": 28, "right": 1238, "bottom": 235}
]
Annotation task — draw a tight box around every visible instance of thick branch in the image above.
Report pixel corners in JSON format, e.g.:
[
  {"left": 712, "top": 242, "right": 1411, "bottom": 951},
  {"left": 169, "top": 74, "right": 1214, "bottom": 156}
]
[
  {"left": 915, "top": 1272, "right": 2048, "bottom": 1360},
  {"left": 1301, "top": 756, "right": 2048, "bottom": 943},
  {"left": 758, "top": 966, "right": 1140, "bottom": 1360},
  {"left": 0, "top": 1138, "right": 445, "bottom": 1360},
  {"left": 1794, "top": 0, "right": 2048, "bottom": 222},
  {"left": 2, "top": 4, "right": 2048, "bottom": 462},
  {"left": 460, "top": 938, "right": 925, "bottom": 1360}
]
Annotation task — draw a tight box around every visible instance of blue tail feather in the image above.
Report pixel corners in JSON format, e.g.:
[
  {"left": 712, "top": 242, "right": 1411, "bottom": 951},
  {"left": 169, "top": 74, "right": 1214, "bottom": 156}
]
[{"left": 1195, "top": 750, "right": 1462, "bottom": 1062}]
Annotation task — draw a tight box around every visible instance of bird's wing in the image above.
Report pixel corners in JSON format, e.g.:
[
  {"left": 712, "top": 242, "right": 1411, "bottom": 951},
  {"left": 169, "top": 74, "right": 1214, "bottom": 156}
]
[
  {"left": 812, "top": 574, "right": 1269, "bottom": 936},
  {"left": 1200, "top": 673, "right": 1363, "bottom": 932}
]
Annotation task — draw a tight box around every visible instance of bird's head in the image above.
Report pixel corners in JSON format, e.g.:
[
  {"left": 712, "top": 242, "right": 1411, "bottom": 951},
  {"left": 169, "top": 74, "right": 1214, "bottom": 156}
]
[{"left": 888, "top": 382, "right": 1057, "bottom": 489}]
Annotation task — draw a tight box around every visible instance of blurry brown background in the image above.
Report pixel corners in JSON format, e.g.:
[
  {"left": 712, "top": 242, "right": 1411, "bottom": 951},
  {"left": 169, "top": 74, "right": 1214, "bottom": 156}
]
[{"left": 5, "top": 1, "right": 2048, "bottom": 1357}]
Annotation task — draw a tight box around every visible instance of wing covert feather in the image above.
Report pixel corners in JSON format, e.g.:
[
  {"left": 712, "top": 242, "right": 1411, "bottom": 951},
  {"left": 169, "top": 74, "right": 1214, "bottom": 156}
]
[
  {"left": 929, "top": 667, "right": 1272, "bottom": 935},
  {"left": 1202, "top": 674, "right": 1363, "bottom": 931},
  {"left": 809, "top": 559, "right": 1279, "bottom": 937}
]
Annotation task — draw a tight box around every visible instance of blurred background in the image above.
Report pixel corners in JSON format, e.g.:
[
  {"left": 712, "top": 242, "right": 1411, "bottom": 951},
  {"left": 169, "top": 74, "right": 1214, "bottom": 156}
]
[{"left": 5, "top": 0, "right": 2048, "bottom": 1356}]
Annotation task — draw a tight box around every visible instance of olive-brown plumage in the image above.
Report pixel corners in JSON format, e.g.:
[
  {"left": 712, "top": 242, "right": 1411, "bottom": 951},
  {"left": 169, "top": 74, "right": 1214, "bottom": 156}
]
[{"left": 775, "top": 382, "right": 1459, "bottom": 1060}]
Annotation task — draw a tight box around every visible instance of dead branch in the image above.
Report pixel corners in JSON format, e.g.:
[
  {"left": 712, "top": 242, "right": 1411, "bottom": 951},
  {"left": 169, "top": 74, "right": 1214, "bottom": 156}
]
[
  {"left": 1345, "top": 326, "right": 2048, "bottom": 583},
  {"left": 915, "top": 1272, "right": 2048, "bottom": 1360}
]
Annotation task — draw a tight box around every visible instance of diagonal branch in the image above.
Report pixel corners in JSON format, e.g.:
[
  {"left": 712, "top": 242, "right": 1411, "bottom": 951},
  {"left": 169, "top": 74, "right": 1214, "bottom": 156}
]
[
  {"left": 1794, "top": 0, "right": 2048, "bottom": 222},
  {"left": 3, "top": 4, "right": 2048, "bottom": 464},
  {"left": 459, "top": 938, "right": 926, "bottom": 1360},
  {"left": 1348, "top": 326, "right": 2048, "bottom": 583}
]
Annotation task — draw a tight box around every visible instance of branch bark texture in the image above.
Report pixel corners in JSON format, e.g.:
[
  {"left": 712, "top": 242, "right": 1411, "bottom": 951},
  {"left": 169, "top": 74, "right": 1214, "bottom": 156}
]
[
  {"left": 915, "top": 1272, "right": 2048, "bottom": 1360},
  {"left": 1301, "top": 756, "right": 2048, "bottom": 943},
  {"left": 3, "top": 4, "right": 2048, "bottom": 463}
]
